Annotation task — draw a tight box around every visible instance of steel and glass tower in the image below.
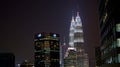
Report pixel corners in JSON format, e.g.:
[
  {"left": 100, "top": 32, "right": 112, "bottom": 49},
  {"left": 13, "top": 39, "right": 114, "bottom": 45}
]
[
  {"left": 64, "top": 12, "right": 89, "bottom": 67},
  {"left": 98, "top": 0, "right": 120, "bottom": 67},
  {"left": 34, "top": 32, "right": 60, "bottom": 67}
]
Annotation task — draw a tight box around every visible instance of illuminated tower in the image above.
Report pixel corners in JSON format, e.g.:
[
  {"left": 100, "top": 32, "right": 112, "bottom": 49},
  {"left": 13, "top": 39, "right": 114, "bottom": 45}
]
[
  {"left": 34, "top": 32, "right": 60, "bottom": 67},
  {"left": 64, "top": 14, "right": 77, "bottom": 67},
  {"left": 64, "top": 12, "right": 89, "bottom": 67},
  {"left": 69, "top": 16, "right": 75, "bottom": 47},
  {"left": 74, "top": 12, "right": 89, "bottom": 67}
]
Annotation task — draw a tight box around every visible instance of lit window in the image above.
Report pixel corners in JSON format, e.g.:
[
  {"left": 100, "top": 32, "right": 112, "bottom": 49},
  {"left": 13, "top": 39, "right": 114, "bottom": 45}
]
[
  {"left": 116, "top": 24, "right": 120, "bottom": 32},
  {"left": 117, "top": 38, "right": 120, "bottom": 47},
  {"left": 74, "top": 29, "right": 83, "bottom": 33},
  {"left": 54, "top": 45, "right": 56, "bottom": 48},
  {"left": 105, "top": 57, "right": 112, "bottom": 64},
  {"left": 103, "top": 13, "right": 108, "bottom": 23},
  {"left": 118, "top": 54, "right": 120, "bottom": 63},
  {"left": 74, "top": 38, "right": 84, "bottom": 42},
  {"left": 105, "top": 0, "right": 108, "bottom": 6}
]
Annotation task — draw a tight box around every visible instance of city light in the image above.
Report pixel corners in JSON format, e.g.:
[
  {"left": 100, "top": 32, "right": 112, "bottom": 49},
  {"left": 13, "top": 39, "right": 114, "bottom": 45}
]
[
  {"left": 38, "top": 34, "right": 42, "bottom": 37},
  {"left": 53, "top": 34, "right": 57, "bottom": 38}
]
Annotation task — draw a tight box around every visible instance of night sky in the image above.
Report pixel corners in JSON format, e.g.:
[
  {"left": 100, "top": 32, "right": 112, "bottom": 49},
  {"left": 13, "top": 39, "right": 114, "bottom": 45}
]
[{"left": 0, "top": 0, "right": 99, "bottom": 67}]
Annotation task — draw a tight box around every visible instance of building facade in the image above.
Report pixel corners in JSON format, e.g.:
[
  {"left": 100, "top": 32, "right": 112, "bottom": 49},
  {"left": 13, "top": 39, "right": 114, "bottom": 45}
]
[
  {"left": 0, "top": 53, "right": 15, "bottom": 67},
  {"left": 95, "top": 47, "right": 102, "bottom": 67},
  {"left": 34, "top": 32, "right": 60, "bottom": 67},
  {"left": 98, "top": 0, "right": 120, "bottom": 67},
  {"left": 64, "top": 12, "right": 89, "bottom": 67},
  {"left": 64, "top": 47, "right": 77, "bottom": 67}
]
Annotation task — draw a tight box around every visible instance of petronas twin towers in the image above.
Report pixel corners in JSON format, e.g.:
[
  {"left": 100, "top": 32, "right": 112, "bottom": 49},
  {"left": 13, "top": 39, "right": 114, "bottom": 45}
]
[{"left": 64, "top": 12, "right": 89, "bottom": 67}]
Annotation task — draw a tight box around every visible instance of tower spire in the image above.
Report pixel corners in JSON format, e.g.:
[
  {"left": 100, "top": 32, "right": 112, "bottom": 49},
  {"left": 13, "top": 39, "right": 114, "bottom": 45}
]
[
  {"left": 71, "top": 16, "right": 75, "bottom": 23},
  {"left": 77, "top": 11, "right": 79, "bottom": 16},
  {"left": 63, "top": 37, "right": 66, "bottom": 45}
]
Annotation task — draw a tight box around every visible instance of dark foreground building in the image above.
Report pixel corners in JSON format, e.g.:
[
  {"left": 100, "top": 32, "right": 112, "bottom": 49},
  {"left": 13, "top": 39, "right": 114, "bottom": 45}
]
[
  {"left": 34, "top": 32, "right": 60, "bottom": 67},
  {"left": 98, "top": 0, "right": 120, "bottom": 67},
  {"left": 95, "top": 47, "right": 101, "bottom": 67},
  {"left": 0, "top": 53, "right": 15, "bottom": 67}
]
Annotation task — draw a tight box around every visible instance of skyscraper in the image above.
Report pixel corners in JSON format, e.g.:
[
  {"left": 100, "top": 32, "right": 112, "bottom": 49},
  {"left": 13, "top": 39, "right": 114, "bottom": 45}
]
[
  {"left": 64, "top": 12, "right": 89, "bottom": 67},
  {"left": 64, "top": 47, "right": 77, "bottom": 67},
  {"left": 98, "top": 0, "right": 120, "bottom": 67},
  {"left": 34, "top": 32, "right": 60, "bottom": 67}
]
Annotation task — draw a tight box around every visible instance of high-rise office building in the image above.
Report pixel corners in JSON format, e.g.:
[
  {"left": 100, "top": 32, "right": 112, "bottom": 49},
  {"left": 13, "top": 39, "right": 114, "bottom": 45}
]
[
  {"left": 98, "top": 0, "right": 120, "bottom": 67},
  {"left": 34, "top": 32, "right": 60, "bottom": 67},
  {"left": 64, "top": 12, "right": 89, "bottom": 67},
  {"left": 0, "top": 53, "right": 15, "bottom": 67}
]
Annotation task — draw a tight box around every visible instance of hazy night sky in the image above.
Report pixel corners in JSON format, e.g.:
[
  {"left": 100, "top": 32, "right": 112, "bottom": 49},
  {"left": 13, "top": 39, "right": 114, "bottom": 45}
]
[{"left": 0, "top": 0, "right": 99, "bottom": 67}]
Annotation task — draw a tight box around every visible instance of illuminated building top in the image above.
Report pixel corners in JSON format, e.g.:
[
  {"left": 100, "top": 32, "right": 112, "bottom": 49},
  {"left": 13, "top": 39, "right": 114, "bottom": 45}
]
[
  {"left": 34, "top": 32, "right": 60, "bottom": 67},
  {"left": 69, "top": 12, "right": 84, "bottom": 47},
  {"left": 64, "top": 12, "right": 89, "bottom": 67}
]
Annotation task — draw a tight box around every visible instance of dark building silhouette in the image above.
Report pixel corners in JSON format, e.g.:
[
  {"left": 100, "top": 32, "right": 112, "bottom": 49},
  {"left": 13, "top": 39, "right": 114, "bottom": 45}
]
[
  {"left": 98, "top": 0, "right": 120, "bottom": 67},
  {"left": 34, "top": 32, "right": 60, "bottom": 67},
  {"left": 0, "top": 53, "right": 15, "bottom": 67},
  {"left": 95, "top": 47, "right": 101, "bottom": 67}
]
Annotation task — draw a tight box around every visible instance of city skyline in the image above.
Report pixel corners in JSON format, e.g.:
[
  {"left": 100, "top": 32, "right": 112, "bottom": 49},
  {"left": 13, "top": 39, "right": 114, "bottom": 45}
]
[{"left": 0, "top": 0, "right": 99, "bottom": 67}]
